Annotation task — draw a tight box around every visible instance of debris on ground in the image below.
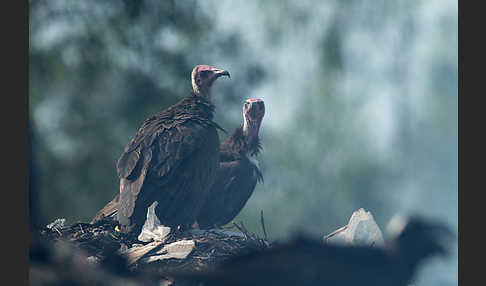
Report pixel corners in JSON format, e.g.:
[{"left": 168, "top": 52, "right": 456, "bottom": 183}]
[
  {"left": 323, "top": 208, "right": 385, "bottom": 247},
  {"left": 37, "top": 213, "right": 269, "bottom": 275},
  {"left": 31, "top": 208, "right": 450, "bottom": 286},
  {"left": 137, "top": 202, "right": 172, "bottom": 243}
]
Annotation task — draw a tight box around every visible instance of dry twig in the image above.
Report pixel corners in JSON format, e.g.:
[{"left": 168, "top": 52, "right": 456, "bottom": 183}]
[
  {"left": 232, "top": 222, "right": 248, "bottom": 240},
  {"left": 260, "top": 210, "right": 268, "bottom": 240}
]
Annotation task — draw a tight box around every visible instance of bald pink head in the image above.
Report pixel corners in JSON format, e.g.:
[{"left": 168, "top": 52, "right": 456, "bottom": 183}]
[
  {"left": 191, "top": 65, "right": 230, "bottom": 97},
  {"left": 243, "top": 98, "right": 265, "bottom": 140}
]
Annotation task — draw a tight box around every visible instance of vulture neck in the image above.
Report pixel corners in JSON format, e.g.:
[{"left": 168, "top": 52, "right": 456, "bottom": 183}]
[
  {"left": 175, "top": 92, "right": 216, "bottom": 122},
  {"left": 242, "top": 116, "right": 260, "bottom": 144},
  {"left": 194, "top": 88, "right": 211, "bottom": 99},
  {"left": 225, "top": 126, "right": 261, "bottom": 158},
  {"left": 192, "top": 78, "right": 213, "bottom": 99}
]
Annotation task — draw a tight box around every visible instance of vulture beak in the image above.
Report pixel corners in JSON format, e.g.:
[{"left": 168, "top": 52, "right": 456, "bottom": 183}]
[
  {"left": 213, "top": 68, "right": 231, "bottom": 79},
  {"left": 192, "top": 65, "right": 230, "bottom": 96}
]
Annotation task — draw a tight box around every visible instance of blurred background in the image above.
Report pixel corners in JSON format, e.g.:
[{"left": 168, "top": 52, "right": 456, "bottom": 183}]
[{"left": 29, "top": 0, "right": 457, "bottom": 285}]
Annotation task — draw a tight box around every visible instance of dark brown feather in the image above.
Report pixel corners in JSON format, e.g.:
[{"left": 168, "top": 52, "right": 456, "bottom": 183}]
[
  {"left": 197, "top": 127, "right": 263, "bottom": 229},
  {"left": 114, "top": 93, "right": 220, "bottom": 233}
]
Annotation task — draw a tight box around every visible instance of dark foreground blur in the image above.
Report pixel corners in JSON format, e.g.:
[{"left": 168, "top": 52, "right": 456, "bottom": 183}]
[{"left": 29, "top": 215, "right": 451, "bottom": 286}]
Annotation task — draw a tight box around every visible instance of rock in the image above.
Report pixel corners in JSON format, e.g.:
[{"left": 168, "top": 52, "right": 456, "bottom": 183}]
[{"left": 324, "top": 208, "right": 384, "bottom": 247}]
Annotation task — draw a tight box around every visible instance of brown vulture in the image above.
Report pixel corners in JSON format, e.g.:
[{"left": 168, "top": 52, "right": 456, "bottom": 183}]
[
  {"left": 91, "top": 65, "right": 230, "bottom": 234},
  {"left": 196, "top": 98, "right": 265, "bottom": 229},
  {"left": 174, "top": 216, "right": 452, "bottom": 286}
]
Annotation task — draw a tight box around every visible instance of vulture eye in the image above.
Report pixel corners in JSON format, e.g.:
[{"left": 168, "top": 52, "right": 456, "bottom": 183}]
[{"left": 200, "top": 70, "right": 211, "bottom": 78}]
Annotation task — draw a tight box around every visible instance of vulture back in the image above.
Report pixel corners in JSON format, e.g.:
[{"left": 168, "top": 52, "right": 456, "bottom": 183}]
[{"left": 116, "top": 94, "right": 221, "bottom": 233}]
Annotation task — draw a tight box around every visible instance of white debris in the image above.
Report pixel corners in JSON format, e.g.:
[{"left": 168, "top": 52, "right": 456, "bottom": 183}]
[
  {"left": 121, "top": 240, "right": 164, "bottom": 265},
  {"left": 121, "top": 239, "right": 196, "bottom": 265},
  {"left": 323, "top": 225, "right": 348, "bottom": 245},
  {"left": 324, "top": 208, "right": 384, "bottom": 247},
  {"left": 120, "top": 202, "right": 197, "bottom": 265},
  {"left": 46, "top": 218, "right": 66, "bottom": 230},
  {"left": 86, "top": 256, "right": 99, "bottom": 264},
  {"left": 137, "top": 201, "right": 171, "bottom": 243},
  {"left": 141, "top": 239, "right": 195, "bottom": 263}
]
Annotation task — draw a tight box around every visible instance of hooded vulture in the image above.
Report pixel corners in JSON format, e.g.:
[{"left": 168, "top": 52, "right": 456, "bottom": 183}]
[
  {"left": 196, "top": 98, "right": 265, "bottom": 229},
  {"left": 91, "top": 65, "right": 230, "bottom": 234}
]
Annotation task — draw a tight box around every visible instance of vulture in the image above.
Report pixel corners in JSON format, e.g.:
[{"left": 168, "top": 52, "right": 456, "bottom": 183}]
[
  {"left": 92, "top": 65, "right": 230, "bottom": 234},
  {"left": 174, "top": 216, "right": 453, "bottom": 286},
  {"left": 196, "top": 98, "right": 265, "bottom": 229}
]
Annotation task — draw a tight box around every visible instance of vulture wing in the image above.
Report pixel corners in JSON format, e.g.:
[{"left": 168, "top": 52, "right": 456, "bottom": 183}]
[
  {"left": 116, "top": 99, "right": 220, "bottom": 232},
  {"left": 197, "top": 157, "right": 260, "bottom": 228},
  {"left": 219, "top": 159, "right": 260, "bottom": 219},
  {"left": 91, "top": 119, "right": 209, "bottom": 225}
]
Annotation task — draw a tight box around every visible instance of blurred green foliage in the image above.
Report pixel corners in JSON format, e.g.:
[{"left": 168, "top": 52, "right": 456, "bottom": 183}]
[
  {"left": 29, "top": 0, "right": 265, "bottom": 224},
  {"left": 30, "top": 2, "right": 457, "bottom": 284},
  {"left": 29, "top": 0, "right": 456, "bottom": 245}
]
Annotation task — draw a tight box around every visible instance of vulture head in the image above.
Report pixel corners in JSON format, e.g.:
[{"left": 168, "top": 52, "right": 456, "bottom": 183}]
[
  {"left": 191, "top": 65, "right": 230, "bottom": 97},
  {"left": 243, "top": 98, "right": 265, "bottom": 145}
]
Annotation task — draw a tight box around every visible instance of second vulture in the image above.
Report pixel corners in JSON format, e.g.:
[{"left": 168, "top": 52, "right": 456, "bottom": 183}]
[{"left": 197, "top": 98, "right": 265, "bottom": 229}]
